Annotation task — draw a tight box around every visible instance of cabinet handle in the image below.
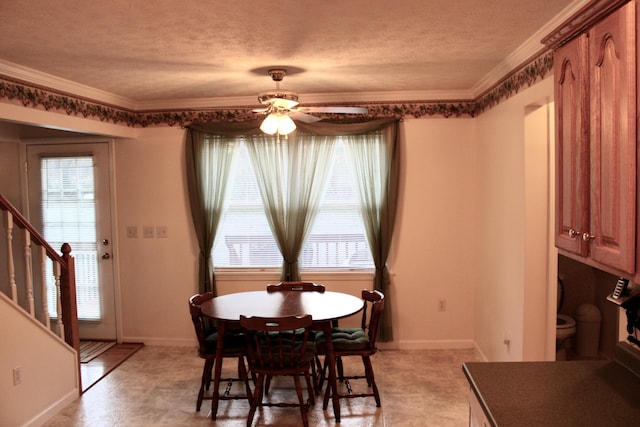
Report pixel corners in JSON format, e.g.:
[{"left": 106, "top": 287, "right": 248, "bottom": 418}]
[
  {"left": 568, "top": 229, "right": 580, "bottom": 238},
  {"left": 582, "top": 232, "right": 596, "bottom": 241}
]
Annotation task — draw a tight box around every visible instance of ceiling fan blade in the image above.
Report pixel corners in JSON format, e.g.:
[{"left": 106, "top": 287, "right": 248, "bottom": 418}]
[
  {"left": 271, "top": 98, "right": 299, "bottom": 110},
  {"left": 299, "top": 106, "right": 368, "bottom": 114},
  {"left": 290, "top": 111, "right": 322, "bottom": 123}
]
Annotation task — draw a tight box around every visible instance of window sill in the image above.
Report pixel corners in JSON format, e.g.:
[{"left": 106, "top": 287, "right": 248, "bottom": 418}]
[{"left": 214, "top": 269, "right": 374, "bottom": 281}]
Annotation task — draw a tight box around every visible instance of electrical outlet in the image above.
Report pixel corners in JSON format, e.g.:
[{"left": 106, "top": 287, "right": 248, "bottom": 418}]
[
  {"left": 438, "top": 299, "right": 447, "bottom": 311},
  {"left": 13, "top": 365, "right": 22, "bottom": 386},
  {"left": 503, "top": 332, "right": 511, "bottom": 348}
]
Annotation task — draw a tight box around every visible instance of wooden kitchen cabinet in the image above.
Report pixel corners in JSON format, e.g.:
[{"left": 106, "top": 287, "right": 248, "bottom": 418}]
[{"left": 553, "top": 1, "right": 636, "bottom": 275}]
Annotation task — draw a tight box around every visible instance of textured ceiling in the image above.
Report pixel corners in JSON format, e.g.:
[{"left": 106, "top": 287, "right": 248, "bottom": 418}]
[{"left": 0, "top": 0, "right": 578, "bottom": 108}]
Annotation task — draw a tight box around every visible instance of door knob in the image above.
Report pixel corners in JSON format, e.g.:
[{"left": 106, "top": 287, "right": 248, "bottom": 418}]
[{"left": 101, "top": 253, "right": 111, "bottom": 259}]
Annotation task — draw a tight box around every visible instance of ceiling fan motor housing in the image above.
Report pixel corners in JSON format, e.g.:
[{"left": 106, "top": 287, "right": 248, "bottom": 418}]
[{"left": 258, "top": 89, "right": 299, "bottom": 105}]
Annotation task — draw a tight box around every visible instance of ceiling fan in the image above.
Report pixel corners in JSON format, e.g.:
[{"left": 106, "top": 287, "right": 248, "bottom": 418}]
[{"left": 254, "top": 68, "right": 368, "bottom": 135}]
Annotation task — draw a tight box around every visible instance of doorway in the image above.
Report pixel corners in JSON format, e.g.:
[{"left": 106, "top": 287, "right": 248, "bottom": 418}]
[{"left": 26, "top": 141, "right": 117, "bottom": 340}]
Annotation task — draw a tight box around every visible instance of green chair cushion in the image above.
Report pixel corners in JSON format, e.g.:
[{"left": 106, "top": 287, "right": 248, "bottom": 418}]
[
  {"left": 254, "top": 341, "right": 317, "bottom": 365},
  {"left": 203, "top": 330, "right": 246, "bottom": 354},
  {"left": 317, "top": 327, "right": 370, "bottom": 351}
]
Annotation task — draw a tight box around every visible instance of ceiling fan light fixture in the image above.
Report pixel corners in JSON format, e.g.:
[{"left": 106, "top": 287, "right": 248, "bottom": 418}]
[
  {"left": 277, "top": 114, "right": 296, "bottom": 135},
  {"left": 260, "top": 113, "right": 280, "bottom": 134},
  {"left": 260, "top": 112, "right": 297, "bottom": 136}
]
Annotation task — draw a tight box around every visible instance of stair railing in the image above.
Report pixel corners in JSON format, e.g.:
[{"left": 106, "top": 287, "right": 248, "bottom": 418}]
[{"left": 0, "top": 193, "right": 79, "bottom": 358}]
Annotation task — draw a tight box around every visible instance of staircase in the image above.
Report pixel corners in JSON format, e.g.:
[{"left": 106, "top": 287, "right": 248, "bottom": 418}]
[{"left": 0, "top": 193, "right": 80, "bottom": 387}]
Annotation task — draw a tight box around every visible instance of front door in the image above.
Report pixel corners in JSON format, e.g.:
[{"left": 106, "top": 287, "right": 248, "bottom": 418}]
[{"left": 26, "top": 141, "right": 116, "bottom": 340}]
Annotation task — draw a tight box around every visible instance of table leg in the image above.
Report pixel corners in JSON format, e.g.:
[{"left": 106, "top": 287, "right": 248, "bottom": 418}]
[
  {"left": 211, "top": 320, "right": 226, "bottom": 420},
  {"left": 321, "top": 321, "right": 341, "bottom": 422}
]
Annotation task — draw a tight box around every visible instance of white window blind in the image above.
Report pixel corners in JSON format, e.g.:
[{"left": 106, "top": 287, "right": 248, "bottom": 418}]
[
  {"left": 212, "top": 140, "right": 374, "bottom": 269},
  {"left": 40, "top": 156, "right": 101, "bottom": 320}
]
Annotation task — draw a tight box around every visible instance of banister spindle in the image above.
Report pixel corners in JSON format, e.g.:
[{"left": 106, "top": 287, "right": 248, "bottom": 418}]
[
  {"left": 24, "top": 228, "right": 35, "bottom": 315},
  {"left": 5, "top": 211, "right": 17, "bottom": 302},
  {"left": 41, "top": 246, "right": 51, "bottom": 329},
  {"left": 53, "top": 260, "right": 64, "bottom": 340}
]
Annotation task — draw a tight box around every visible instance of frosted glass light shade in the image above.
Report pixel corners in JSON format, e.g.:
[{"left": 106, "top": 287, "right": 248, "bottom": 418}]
[
  {"left": 260, "top": 113, "right": 297, "bottom": 136},
  {"left": 260, "top": 114, "right": 279, "bottom": 134},
  {"left": 278, "top": 115, "right": 296, "bottom": 135}
]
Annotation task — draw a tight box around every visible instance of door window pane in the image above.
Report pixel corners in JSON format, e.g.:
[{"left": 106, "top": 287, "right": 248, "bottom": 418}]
[{"left": 40, "top": 156, "right": 100, "bottom": 320}]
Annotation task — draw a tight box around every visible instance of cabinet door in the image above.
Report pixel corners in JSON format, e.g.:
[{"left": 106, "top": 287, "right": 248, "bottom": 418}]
[
  {"left": 554, "top": 34, "right": 590, "bottom": 256},
  {"left": 588, "top": 2, "right": 636, "bottom": 273}
]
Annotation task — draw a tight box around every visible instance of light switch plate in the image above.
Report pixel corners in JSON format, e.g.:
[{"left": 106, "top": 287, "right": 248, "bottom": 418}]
[
  {"left": 126, "top": 226, "right": 138, "bottom": 238},
  {"left": 156, "top": 226, "right": 168, "bottom": 238},
  {"left": 142, "top": 226, "right": 154, "bottom": 238}
]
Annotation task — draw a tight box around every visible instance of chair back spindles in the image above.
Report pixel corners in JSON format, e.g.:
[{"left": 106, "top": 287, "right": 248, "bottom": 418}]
[
  {"left": 189, "top": 292, "right": 214, "bottom": 354},
  {"left": 362, "top": 289, "right": 385, "bottom": 349},
  {"left": 266, "top": 281, "right": 325, "bottom": 293},
  {"left": 240, "top": 314, "right": 315, "bottom": 427},
  {"left": 318, "top": 289, "right": 385, "bottom": 409},
  {"left": 188, "top": 292, "right": 252, "bottom": 417}
]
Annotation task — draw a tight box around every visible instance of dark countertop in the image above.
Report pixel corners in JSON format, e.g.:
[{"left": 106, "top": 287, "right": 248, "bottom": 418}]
[{"left": 463, "top": 354, "right": 640, "bottom": 427}]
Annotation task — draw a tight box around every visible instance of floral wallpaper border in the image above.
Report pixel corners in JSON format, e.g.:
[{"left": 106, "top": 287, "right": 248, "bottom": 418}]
[{"left": 0, "top": 50, "right": 554, "bottom": 128}]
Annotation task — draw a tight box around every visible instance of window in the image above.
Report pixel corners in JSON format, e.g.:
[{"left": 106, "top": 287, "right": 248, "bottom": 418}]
[
  {"left": 212, "top": 139, "right": 373, "bottom": 269},
  {"left": 40, "top": 156, "right": 101, "bottom": 320}
]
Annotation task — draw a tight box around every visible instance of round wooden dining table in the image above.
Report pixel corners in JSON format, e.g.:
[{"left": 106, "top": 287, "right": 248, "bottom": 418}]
[{"left": 201, "top": 290, "right": 364, "bottom": 422}]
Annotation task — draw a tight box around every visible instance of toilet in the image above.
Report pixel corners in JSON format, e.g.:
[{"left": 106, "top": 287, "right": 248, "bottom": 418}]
[{"left": 556, "top": 314, "right": 576, "bottom": 360}]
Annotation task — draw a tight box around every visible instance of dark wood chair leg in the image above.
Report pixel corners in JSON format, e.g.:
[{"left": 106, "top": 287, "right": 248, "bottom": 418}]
[
  {"left": 247, "top": 374, "right": 265, "bottom": 427},
  {"left": 293, "top": 374, "right": 309, "bottom": 427},
  {"left": 304, "top": 370, "right": 315, "bottom": 405},
  {"left": 197, "top": 358, "right": 214, "bottom": 411},
  {"left": 238, "top": 357, "right": 252, "bottom": 403},
  {"left": 363, "top": 356, "right": 381, "bottom": 407},
  {"left": 336, "top": 356, "right": 345, "bottom": 381}
]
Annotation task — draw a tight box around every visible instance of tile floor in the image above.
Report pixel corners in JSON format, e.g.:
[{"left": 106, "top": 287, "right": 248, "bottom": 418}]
[{"left": 44, "top": 346, "right": 482, "bottom": 427}]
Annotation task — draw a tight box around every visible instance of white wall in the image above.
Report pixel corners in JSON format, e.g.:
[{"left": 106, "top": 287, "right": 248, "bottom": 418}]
[
  {"left": 474, "top": 76, "right": 555, "bottom": 361},
  {"left": 0, "top": 76, "right": 556, "bottom": 357},
  {"left": 389, "top": 118, "right": 478, "bottom": 348},
  {"left": 0, "top": 139, "right": 23, "bottom": 207},
  {"left": 111, "top": 119, "right": 479, "bottom": 348},
  {"left": 0, "top": 294, "right": 78, "bottom": 427}
]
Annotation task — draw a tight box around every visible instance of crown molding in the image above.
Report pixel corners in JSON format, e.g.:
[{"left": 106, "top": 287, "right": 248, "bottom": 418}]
[
  {"left": 0, "top": 59, "right": 137, "bottom": 110},
  {"left": 542, "top": 0, "right": 630, "bottom": 49}
]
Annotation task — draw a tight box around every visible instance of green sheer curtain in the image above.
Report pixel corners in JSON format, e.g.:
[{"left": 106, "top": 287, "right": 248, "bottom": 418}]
[
  {"left": 245, "top": 131, "right": 336, "bottom": 281},
  {"left": 342, "top": 121, "right": 399, "bottom": 342},
  {"left": 186, "top": 121, "right": 263, "bottom": 294},
  {"left": 185, "top": 118, "right": 400, "bottom": 339}
]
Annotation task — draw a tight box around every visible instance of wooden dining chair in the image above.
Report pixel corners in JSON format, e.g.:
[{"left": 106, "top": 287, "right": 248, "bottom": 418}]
[
  {"left": 317, "top": 289, "right": 385, "bottom": 408},
  {"left": 240, "top": 314, "right": 316, "bottom": 427},
  {"left": 266, "top": 281, "right": 326, "bottom": 293},
  {"left": 265, "top": 281, "right": 325, "bottom": 392},
  {"left": 188, "top": 293, "right": 252, "bottom": 418}
]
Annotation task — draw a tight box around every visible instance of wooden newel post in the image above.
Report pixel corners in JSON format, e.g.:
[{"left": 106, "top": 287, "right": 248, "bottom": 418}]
[{"left": 60, "top": 243, "right": 80, "bottom": 358}]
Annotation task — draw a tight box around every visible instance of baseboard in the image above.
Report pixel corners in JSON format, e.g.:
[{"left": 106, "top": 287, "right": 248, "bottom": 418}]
[
  {"left": 377, "top": 339, "right": 475, "bottom": 351},
  {"left": 25, "top": 389, "right": 78, "bottom": 427},
  {"left": 121, "top": 336, "right": 195, "bottom": 347},
  {"left": 126, "top": 336, "right": 477, "bottom": 351}
]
